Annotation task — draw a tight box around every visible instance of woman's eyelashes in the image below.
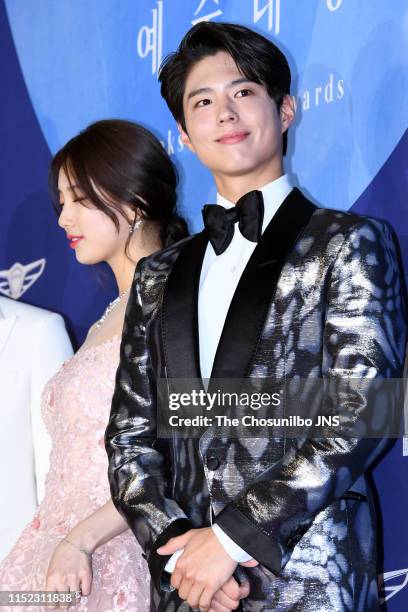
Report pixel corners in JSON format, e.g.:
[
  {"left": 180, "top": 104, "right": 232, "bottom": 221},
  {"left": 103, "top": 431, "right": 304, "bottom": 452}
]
[
  {"left": 72, "top": 196, "right": 96, "bottom": 208},
  {"left": 58, "top": 195, "right": 92, "bottom": 211}
]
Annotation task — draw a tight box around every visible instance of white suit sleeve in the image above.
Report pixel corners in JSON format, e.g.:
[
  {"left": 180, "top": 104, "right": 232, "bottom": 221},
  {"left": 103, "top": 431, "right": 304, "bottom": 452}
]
[{"left": 30, "top": 313, "right": 73, "bottom": 503}]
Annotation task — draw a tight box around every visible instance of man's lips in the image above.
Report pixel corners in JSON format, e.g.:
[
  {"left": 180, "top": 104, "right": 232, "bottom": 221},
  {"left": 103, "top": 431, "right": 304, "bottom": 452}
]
[
  {"left": 216, "top": 132, "right": 250, "bottom": 145},
  {"left": 67, "top": 235, "right": 84, "bottom": 249}
]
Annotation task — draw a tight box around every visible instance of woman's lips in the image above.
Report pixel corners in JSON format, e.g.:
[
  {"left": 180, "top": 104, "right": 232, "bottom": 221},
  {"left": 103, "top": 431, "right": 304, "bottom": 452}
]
[
  {"left": 67, "top": 235, "right": 84, "bottom": 249},
  {"left": 217, "top": 132, "right": 250, "bottom": 145}
]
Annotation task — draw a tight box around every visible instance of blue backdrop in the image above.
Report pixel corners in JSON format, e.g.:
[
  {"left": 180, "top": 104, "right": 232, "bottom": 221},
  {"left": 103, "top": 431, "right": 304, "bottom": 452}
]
[{"left": 1, "top": 1, "right": 407, "bottom": 607}]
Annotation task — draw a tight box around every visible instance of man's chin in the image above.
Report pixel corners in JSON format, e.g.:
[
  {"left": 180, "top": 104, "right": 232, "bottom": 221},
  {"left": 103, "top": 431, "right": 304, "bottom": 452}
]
[{"left": 211, "top": 163, "right": 262, "bottom": 178}]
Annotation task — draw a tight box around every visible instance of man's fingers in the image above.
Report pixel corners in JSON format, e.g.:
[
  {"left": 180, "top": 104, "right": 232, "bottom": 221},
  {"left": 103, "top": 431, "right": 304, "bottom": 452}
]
[
  {"left": 210, "top": 577, "right": 250, "bottom": 610},
  {"left": 239, "top": 581, "right": 250, "bottom": 598},
  {"left": 211, "top": 585, "right": 240, "bottom": 609},
  {"left": 178, "top": 577, "right": 194, "bottom": 602},
  {"left": 170, "top": 567, "right": 183, "bottom": 590},
  {"left": 198, "top": 587, "right": 215, "bottom": 611},
  {"left": 209, "top": 602, "right": 235, "bottom": 612},
  {"left": 157, "top": 532, "right": 190, "bottom": 555},
  {"left": 187, "top": 582, "right": 205, "bottom": 609},
  {"left": 220, "top": 577, "right": 241, "bottom": 600},
  {"left": 239, "top": 559, "right": 259, "bottom": 568}
]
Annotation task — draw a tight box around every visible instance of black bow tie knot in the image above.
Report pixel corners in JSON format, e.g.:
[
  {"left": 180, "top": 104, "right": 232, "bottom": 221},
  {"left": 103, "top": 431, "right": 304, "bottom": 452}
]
[{"left": 202, "top": 190, "right": 264, "bottom": 255}]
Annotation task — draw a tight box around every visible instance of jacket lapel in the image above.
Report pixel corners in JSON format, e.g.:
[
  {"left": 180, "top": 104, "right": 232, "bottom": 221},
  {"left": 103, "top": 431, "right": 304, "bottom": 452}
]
[
  {"left": 162, "top": 189, "right": 317, "bottom": 390},
  {"left": 162, "top": 231, "right": 208, "bottom": 383},
  {"left": 209, "top": 188, "right": 317, "bottom": 383}
]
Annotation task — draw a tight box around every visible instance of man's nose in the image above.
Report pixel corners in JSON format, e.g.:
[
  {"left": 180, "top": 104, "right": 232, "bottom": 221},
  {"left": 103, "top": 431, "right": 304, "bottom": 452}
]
[{"left": 217, "top": 99, "right": 238, "bottom": 124}]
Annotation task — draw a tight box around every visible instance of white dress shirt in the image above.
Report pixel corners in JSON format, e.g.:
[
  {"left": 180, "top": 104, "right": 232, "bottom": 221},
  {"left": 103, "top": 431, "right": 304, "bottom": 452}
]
[{"left": 165, "top": 174, "right": 294, "bottom": 572}]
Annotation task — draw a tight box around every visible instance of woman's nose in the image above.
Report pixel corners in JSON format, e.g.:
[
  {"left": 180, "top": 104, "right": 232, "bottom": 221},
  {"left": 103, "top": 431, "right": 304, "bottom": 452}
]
[{"left": 58, "top": 204, "right": 73, "bottom": 230}]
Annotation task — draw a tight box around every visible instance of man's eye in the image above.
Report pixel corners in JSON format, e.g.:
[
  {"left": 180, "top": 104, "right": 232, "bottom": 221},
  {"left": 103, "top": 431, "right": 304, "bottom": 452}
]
[
  {"left": 236, "top": 89, "right": 252, "bottom": 97},
  {"left": 196, "top": 98, "right": 211, "bottom": 107}
]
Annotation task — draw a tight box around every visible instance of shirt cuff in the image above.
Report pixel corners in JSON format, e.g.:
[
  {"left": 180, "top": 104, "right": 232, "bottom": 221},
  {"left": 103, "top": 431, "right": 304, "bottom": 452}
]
[
  {"left": 164, "top": 549, "right": 184, "bottom": 574},
  {"left": 212, "top": 523, "right": 253, "bottom": 562}
]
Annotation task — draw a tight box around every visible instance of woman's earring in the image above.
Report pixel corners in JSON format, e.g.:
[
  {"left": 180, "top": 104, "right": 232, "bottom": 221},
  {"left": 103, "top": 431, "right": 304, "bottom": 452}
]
[{"left": 129, "top": 218, "right": 142, "bottom": 234}]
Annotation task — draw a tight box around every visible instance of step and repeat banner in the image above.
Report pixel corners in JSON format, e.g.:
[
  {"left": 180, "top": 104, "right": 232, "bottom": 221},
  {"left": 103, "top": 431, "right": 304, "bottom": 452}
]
[{"left": 1, "top": 1, "right": 407, "bottom": 607}]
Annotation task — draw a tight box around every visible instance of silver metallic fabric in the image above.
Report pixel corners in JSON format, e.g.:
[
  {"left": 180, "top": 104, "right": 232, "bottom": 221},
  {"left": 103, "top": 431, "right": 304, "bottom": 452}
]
[{"left": 106, "top": 191, "right": 407, "bottom": 611}]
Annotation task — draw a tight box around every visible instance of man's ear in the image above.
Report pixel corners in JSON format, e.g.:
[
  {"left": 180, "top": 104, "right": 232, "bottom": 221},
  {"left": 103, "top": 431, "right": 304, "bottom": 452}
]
[
  {"left": 280, "top": 94, "right": 296, "bottom": 134},
  {"left": 177, "top": 122, "right": 196, "bottom": 153}
]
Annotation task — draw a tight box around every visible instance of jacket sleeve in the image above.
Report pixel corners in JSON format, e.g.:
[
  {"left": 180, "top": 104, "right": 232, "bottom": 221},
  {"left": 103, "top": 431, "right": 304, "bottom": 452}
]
[
  {"left": 105, "top": 258, "right": 193, "bottom": 592},
  {"left": 215, "top": 218, "right": 407, "bottom": 574}
]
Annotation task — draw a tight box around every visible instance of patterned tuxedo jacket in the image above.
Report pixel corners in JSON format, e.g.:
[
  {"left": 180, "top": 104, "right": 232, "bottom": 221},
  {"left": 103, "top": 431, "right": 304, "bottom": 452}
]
[{"left": 105, "top": 189, "right": 407, "bottom": 611}]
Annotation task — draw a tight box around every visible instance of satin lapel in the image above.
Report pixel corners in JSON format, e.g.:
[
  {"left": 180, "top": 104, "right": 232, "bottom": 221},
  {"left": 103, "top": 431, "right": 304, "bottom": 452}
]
[
  {"left": 162, "top": 231, "right": 208, "bottom": 383},
  {"left": 209, "top": 188, "right": 317, "bottom": 387},
  {"left": 0, "top": 315, "right": 17, "bottom": 357}
]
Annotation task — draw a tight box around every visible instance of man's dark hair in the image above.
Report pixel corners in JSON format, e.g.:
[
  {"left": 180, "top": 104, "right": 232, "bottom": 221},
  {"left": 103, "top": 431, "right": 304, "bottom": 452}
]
[{"left": 159, "top": 21, "right": 291, "bottom": 154}]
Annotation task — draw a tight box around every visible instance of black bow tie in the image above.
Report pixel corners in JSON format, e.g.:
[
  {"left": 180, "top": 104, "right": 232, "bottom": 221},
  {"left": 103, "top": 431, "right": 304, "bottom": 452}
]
[{"left": 202, "top": 190, "right": 264, "bottom": 256}]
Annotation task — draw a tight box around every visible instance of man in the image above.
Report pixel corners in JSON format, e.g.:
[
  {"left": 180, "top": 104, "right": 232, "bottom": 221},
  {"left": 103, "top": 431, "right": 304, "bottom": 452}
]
[
  {"left": 106, "top": 22, "right": 407, "bottom": 611},
  {"left": 0, "top": 296, "right": 72, "bottom": 558}
]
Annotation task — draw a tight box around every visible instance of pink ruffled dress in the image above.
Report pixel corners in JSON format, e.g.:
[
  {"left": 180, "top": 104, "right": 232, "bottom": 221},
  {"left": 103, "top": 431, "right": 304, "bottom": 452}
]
[{"left": 0, "top": 336, "right": 150, "bottom": 611}]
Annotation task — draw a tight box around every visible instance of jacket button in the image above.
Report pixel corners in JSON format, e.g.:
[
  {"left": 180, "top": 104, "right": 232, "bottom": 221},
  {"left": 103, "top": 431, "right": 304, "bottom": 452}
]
[{"left": 206, "top": 456, "right": 220, "bottom": 471}]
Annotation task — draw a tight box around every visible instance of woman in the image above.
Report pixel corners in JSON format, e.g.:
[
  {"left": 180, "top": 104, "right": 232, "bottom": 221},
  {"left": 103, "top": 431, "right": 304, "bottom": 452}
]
[{"left": 0, "top": 119, "right": 188, "bottom": 610}]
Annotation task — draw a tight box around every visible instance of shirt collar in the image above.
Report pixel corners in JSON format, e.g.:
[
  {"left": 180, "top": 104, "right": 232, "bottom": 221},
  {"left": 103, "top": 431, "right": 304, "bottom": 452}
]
[{"left": 216, "top": 174, "right": 294, "bottom": 232}]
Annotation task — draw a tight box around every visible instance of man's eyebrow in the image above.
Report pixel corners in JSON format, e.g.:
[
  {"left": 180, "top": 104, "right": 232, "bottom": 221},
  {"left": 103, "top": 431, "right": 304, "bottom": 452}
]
[
  {"left": 186, "top": 78, "right": 256, "bottom": 101},
  {"left": 229, "top": 78, "right": 255, "bottom": 87},
  {"left": 187, "top": 86, "right": 212, "bottom": 101}
]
